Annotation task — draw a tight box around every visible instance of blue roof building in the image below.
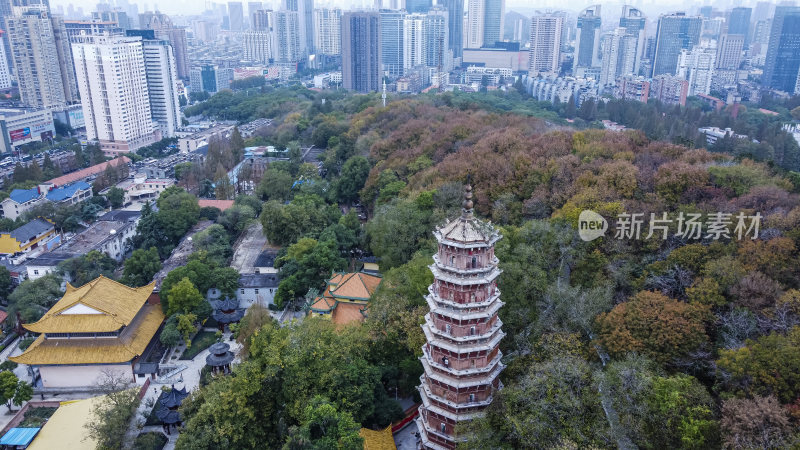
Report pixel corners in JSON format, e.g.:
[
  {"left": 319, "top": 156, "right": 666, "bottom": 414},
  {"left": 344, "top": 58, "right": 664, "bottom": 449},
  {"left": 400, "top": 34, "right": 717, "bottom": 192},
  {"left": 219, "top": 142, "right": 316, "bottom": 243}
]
[
  {"left": 45, "top": 181, "right": 92, "bottom": 204},
  {"left": 1, "top": 188, "right": 44, "bottom": 220},
  {"left": 9, "top": 188, "right": 40, "bottom": 204}
]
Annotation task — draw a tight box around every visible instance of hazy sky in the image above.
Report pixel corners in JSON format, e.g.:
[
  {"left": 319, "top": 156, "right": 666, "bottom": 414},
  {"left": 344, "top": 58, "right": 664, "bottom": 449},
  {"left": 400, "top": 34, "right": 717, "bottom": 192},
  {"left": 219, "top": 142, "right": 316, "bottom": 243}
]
[{"left": 50, "top": 0, "right": 773, "bottom": 20}]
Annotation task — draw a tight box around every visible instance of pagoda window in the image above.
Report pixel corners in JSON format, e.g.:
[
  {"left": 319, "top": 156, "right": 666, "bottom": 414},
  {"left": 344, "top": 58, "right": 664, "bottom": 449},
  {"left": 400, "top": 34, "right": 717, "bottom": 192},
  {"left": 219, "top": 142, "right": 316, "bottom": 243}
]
[
  {"left": 470, "top": 326, "right": 476, "bottom": 336},
  {"left": 471, "top": 256, "right": 477, "bottom": 268},
  {"left": 449, "top": 255, "right": 455, "bottom": 266},
  {"left": 469, "top": 393, "right": 475, "bottom": 403},
  {"left": 471, "top": 359, "right": 476, "bottom": 368},
  {"left": 440, "top": 423, "right": 447, "bottom": 433},
  {"left": 442, "top": 357, "right": 449, "bottom": 367},
  {"left": 470, "top": 292, "right": 476, "bottom": 302},
  {"left": 445, "top": 324, "right": 451, "bottom": 335}
]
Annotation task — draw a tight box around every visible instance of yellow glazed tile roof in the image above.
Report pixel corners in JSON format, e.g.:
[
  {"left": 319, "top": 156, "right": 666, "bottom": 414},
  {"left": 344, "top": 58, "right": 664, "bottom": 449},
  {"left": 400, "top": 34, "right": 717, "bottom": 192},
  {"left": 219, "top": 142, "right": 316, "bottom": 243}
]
[
  {"left": 24, "top": 276, "right": 156, "bottom": 334},
  {"left": 10, "top": 303, "right": 164, "bottom": 365},
  {"left": 359, "top": 426, "right": 396, "bottom": 450},
  {"left": 329, "top": 272, "right": 382, "bottom": 300},
  {"left": 27, "top": 396, "right": 101, "bottom": 450},
  {"left": 331, "top": 302, "right": 367, "bottom": 326}
]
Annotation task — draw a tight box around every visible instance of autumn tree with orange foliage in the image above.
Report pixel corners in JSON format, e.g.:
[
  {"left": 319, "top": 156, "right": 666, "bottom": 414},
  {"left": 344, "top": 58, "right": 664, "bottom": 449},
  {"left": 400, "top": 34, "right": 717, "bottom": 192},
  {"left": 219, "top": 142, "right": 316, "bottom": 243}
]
[{"left": 595, "top": 291, "right": 710, "bottom": 364}]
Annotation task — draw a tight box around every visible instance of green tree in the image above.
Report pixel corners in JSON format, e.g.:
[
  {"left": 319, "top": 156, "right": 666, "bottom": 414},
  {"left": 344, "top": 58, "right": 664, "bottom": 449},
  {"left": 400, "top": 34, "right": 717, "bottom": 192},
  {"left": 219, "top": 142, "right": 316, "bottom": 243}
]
[
  {"left": 42, "top": 154, "right": 61, "bottom": 179},
  {"left": 176, "top": 313, "right": 198, "bottom": 347},
  {"left": 0, "top": 266, "right": 13, "bottom": 301},
  {"left": 463, "top": 356, "right": 608, "bottom": 449},
  {"left": 107, "top": 187, "right": 125, "bottom": 208},
  {"left": 192, "top": 224, "right": 233, "bottom": 266},
  {"left": 217, "top": 204, "right": 256, "bottom": 237},
  {"left": 274, "top": 237, "right": 346, "bottom": 308},
  {"left": 174, "top": 162, "right": 193, "bottom": 181},
  {"left": 131, "top": 202, "right": 172, "bottom": 258},
  {"left": 365, "top": 199, "right": 431, "bottom": 269},
  {"left": 176, "top": 361, "right": 284, "bottom": 449},
  {"left": 717, "top": 326, "right": 800, "bottom": 403},
  {"left": 58, "top": 251, "right": 117, "bottom": 287},
  {"left": 8, "top": 273, "right": 64, "bottom": 324},
  {"left": 335, "top": 156, "right": 370, "bottom": 203},
  {"left": 260, "top": 194, "right": 340, "bottom": 246},
  {"left": 598, "top": 356, "right": 719, "bottom": 450},
  {"left": 121, "top": 247, "right": 162, "bottom": 287},
  {"left": 0, "top": 371, "right": 31, "bottom": 411},
  {"left": 156, "top": 187, "right": 200, "bottom": 244},
  {"left": 160, "top": 317, "right": 181, "bottom": 347},
  {"left": 167, "top": 277, "right": 205, "bottom": 316},
  {"left": 84, "top": 374, "right": 141, "bottom": 450},
  {"left": 257, "top": 168, "right": 294, "bottom": 202},
  {"left": 283, "top": 396, "right": 364, "bottom": 450}
]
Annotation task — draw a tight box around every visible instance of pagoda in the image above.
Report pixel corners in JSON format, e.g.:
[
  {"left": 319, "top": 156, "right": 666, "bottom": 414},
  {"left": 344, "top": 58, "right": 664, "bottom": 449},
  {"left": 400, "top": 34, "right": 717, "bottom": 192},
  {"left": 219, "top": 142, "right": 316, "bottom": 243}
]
[{"left": 415, "top": 182, "right": 505, "bottom": 450}]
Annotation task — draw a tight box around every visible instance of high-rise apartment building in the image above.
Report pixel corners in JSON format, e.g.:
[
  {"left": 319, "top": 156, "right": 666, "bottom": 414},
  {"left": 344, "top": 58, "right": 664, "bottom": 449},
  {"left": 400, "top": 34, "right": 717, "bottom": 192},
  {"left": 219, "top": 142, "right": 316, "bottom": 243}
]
[
  {"left": 466, "top": 0, "right": 504, "bottom": 49},
  {"left": 615, "top": 75, "right": 650, "bottom": 103},
  {"left": 7, "top": 6, "right": 78, "bottom": 109},
  {"left": 762, "top": 6, "right": 800, "bottom": 93},
  {"left": 716, "top": 33, "right": 744, "bottom": 70},
  {"left": 406, "top": 0, "right": 431, "bottom": 14},
  {"left": 619, "top": 5, "right": 646, "bottom": 76},
  {"left": 313, "top": 8, "right": 341, "bottom": 56},
  {"left": 438, "top": 0, "right": 463, "bottom": 59},
  {"left": 573, "top": 5, "right": 601, "bottom": 75},
  {"left": 190, "top": 64, "right": 232, "bottom": 94},
  {"left": 599, "top": 27, "right": 637, "bottom": 87},
  {"left": 251, "top": 8, "right": 270, "bottom": 31},
  {"left": 271, "top": 10, "right": 301, "bottom": 63},
  {"left": 0, "top": 31, "right": 11, "bottom": 90},
  {"left": 248, "top": 0, "right": 262, "bottom": 25},
  {"left": 652, "top": 12, "right": 701, "bottom": 77},
  {"left": 403, "top": 13, "right": 425, "bottom": 70},
  {"left": 72, "top": 34, "right": 156, "bottom": 156},
  {"left": 283, "top": 0, "right": 313, "bottom": 55},
  {"left": 64, "top": 20, "right": 123, "bottom": 42},
  {"left": 139, "top": 11, "right": 190, "bottom": 79},
  {"left": 677, "top": 45, "right": 716, "bottom": 96},
  {"left": 466, "top": 0, "right": 484, "bottom": 49},
  {"left": 727, "top": 7, "right": 751, "bottom": 47},
  {"left": 424, "top": 7, "right": 449, "bottom": 70},
  {"left": 0, "top": 0, "right": 14, "bottom": 77},
  {"left": 342, "top": 11, "right": 381, "bottom": 92},
  {"left": 528, "top": 12, "right": 563, "bottom": 76},
  {"left": 482, "top": 0, "right": 504, "bottom": 46},
  {"left": 92, "top": 8, "right": 132, "bottom": 29},
  {"left": 650, "top": 74, "right": 689, "bottom": 106},
  {"left": 243, "top": 30, "right": 272, "bottom": 63},
  {"left": 140, "top": 36, "right": 181, "bottom": 138},
  {"left": 228, "top": 2, "right": 244, "bottom": 31},
  {"left": 381, "top": 9, "right": 405, "bottom": 78}
]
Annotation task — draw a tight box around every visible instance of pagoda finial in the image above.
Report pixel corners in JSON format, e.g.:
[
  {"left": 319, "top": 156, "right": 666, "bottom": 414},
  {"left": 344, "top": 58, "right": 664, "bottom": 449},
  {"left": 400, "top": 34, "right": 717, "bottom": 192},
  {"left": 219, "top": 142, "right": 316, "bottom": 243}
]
[{"left": 462, "top": 174, "right": 474, "bottom": 218}]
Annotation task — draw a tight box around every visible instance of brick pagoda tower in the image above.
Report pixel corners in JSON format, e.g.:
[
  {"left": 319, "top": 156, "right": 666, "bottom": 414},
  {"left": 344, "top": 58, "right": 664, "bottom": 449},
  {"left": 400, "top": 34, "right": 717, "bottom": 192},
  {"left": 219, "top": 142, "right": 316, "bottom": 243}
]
[{"left": 416, "top": 182, "right": 505, "bottom": 449}]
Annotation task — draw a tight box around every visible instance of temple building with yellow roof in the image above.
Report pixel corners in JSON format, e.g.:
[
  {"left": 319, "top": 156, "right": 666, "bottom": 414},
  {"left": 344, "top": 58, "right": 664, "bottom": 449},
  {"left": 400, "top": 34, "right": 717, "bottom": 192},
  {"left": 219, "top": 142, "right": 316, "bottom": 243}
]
[
  {"left": 308, "top": 272, "right": 382, "bottom": 325},
  {"left": 10, "top": 276, "right": 165, "bottom": 388}
]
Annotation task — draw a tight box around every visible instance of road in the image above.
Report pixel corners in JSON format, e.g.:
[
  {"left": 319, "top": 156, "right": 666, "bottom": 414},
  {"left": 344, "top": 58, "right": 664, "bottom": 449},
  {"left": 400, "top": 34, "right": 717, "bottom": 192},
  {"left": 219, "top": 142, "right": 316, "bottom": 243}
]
[{"left": 230, "top": 222, "right": 268, "bottom": 273}]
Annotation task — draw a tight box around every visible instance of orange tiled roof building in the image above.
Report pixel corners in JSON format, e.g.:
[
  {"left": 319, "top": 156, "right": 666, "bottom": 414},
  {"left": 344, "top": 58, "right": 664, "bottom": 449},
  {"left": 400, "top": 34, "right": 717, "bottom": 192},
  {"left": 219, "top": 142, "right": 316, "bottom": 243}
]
[
  {"left": 308, "top": 272, "right": 382, "bottom": 325},
  {"left": 10, "top": 276, "right": 164, "bottom": 388}
]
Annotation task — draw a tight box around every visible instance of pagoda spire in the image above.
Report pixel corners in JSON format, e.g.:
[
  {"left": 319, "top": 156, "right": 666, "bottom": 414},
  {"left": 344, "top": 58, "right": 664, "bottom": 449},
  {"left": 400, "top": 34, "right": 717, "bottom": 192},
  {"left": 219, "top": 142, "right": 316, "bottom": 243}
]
[{"left": 461, "top": 175, "right": 474, "bottom": 219}]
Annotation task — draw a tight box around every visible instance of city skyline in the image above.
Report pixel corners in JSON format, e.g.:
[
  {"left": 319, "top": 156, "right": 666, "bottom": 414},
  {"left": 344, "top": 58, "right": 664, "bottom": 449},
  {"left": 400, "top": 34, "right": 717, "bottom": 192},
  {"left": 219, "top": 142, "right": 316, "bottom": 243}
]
[{"left": 47, "top": 0, "right": 781, "bottom": 17}]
